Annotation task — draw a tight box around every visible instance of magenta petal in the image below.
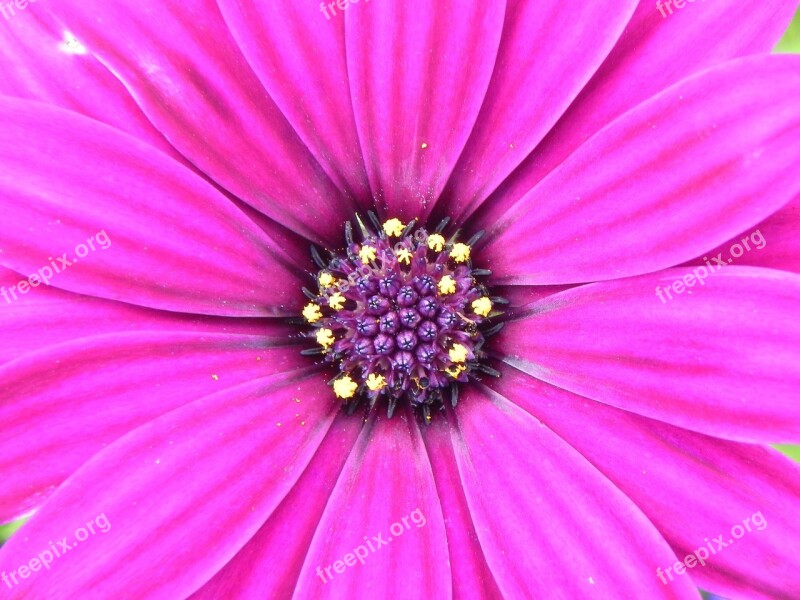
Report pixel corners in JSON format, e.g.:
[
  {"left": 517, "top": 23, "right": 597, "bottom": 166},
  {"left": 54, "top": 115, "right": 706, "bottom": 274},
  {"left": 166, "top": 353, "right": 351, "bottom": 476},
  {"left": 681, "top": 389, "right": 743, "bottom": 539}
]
[
  {"left": 452, "top": 387, "right": 699, "bottom": 598},
  {"left": 493, "top": 367, "right": 800, "bottom": 600},
  {"left": 422, "top": 416, "right": 502, "bottom": 599},
  {"left": 345, "top": 0, "right": 505, "bottom": 221},
  {"left": 477, "top": 0, "right": 799, "bottom": 225},
  {"left": 217, "top": 0, "right": 371, "bottom": 204},
  {"left": 294, "top": 411, "right": 450, "bottom": 598},
  {"left": 0, "top": 371, "right": 337, "bottom": 598},
  {"left": 442, "top": 0, "right": 636, "bottom": 217},
  {"left": 0, "top": 98, "right": 303, "bottom": 317},
  {"left": 0, "top": 266, "right": 279, "bottom": 365},
  {"left": 0, "top": 329, "right": 300, "bottom": 523},
  {"left": 684, "top": 194, "right": 800, "bottom": 274},
  {"left": 482, "top": 55, "right": 800, "bottom": 285},
  {"left": 0, "top": 11, "right": 185, "bottom": 162},
  {"left": 498, "top": 268, "right": 800, "bottom": 443},
  {"left": 45, "top": 0, "right": 355, "bottom": 243},
  {"left": 191, "top": 414, "right": 363, "bottom": 599}
]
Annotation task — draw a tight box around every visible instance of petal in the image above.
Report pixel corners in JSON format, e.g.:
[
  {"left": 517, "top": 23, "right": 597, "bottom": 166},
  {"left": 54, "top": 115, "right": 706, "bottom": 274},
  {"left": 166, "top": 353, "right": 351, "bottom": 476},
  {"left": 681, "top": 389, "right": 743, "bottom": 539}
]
[
  {"left": 0, "top": 266, "right": 275, "bottom": 365},
  {"left": 684, "top": 194, "right": 800, "bottom": 274},
  {"left": 451, "top": 386, "right": 699, "bottom": 598},
  {"left": 0, "top": 98, "right": 302, "bottom": 317},
  {"left": 191, "top": 413, "right": 363, "bottom": 599},
  {"left": 440, "top": 0, "right": 637, "bottom": 218},
  {"left": 492, "top": 366, "right": 800, "bottom": 600},
  {"left": 294, "top": 410, "right": 451, "bottom": 599},
  {"left": 217, "top": 0, "right": 370, "bottom": 204},
  {"left": 0, "top": 370, "right": 337, "bottom": 598},
  {"left": 45, "top": 0, "right": 355, "bottom": 243},
  {"left": 0, "top": 329, "right": 300, "bottom": 523},
  {"left": 482, "top": 55, "right": 800, "bottom": 285},
  {"left": 421, "top": 415, "right": 502, "bottom": 599},
  {"left": 498, "top": 268, "right": 800, "bottom": 443},
  {"left": 345, "top": 0, "right": 506, "bottom": 220},
  {"left": 0, "top": 10, "right": 183, "bottom": 161},
  {"left": 474, "top": 0, "right": 799, "bottom": 226}
]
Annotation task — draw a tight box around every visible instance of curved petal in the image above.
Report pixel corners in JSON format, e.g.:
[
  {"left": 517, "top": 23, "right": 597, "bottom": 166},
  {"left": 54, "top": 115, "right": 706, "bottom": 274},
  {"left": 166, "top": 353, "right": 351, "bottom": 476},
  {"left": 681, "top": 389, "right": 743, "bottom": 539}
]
[
  {"left": 684, "top": 194, "right": 800, "bottom": 274},
  {"left": 191, "top": 413, "right": 363, "bottom": 599},
  {"left": 0, "top": 266, "right": 279, "bottom": 365},
  {"left": 44, "top": 0, "right": 355, "bottom": 244},
  {"left": 497, "top": 268, "right": 800, "bottom": 444},
  {"left": 293, "top": 410, "right": 451, "bottom": 599},
  {"left": 439, "top": 0, "right": 637, "bottom": 218},
  {"left": 0, "top": 329, "right": 300, "bottom": 523},
  {"left": 217, "top": 0, "right": 371, "bottom": 204},
  {"left": 0, "top": 97, "right": 303, "bottom": 317},
  {"left": 0, "top": 370, "right": 337, "bottom": 598},
  {"left": 492, "top": 366, "right": 800, "bottom": 600},
  {"left": 421, "top": 415, "right": 502, "bottom": 599},
  {"left": 345, "top": 0, "right": 506, "bottom": 221},
  {"left": 482, "top": 55, "right": 800, "bottom": 285},
  {"left": 0, "top": 10, "right": 183, "bottom": 161},
  {"left": 473, "top": 0, "right": 799, "bottom": 226},
  {"left": 451, "top": 386, "right": 699, "bottom": 598}
]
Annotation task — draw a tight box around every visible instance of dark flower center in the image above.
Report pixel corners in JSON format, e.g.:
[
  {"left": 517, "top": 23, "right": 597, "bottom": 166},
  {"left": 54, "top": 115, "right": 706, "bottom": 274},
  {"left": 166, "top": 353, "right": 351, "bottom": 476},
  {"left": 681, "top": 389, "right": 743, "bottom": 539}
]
[{"left": 300, "top": 213, "right": 504, "bottom": 422}]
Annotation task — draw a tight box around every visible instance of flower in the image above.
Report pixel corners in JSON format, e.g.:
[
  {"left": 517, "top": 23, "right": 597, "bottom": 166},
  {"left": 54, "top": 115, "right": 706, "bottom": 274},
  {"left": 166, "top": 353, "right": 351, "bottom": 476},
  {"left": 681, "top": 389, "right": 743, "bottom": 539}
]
[{"left": 0, "top": 1, "right": 799, "bottom": 598}]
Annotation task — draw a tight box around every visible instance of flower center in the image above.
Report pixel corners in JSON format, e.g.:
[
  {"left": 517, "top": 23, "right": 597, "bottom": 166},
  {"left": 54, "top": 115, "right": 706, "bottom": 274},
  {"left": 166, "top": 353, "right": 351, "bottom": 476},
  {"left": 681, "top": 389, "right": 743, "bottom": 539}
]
[{"left": 300, "top": 213, "right": 504, "bottom": 421}]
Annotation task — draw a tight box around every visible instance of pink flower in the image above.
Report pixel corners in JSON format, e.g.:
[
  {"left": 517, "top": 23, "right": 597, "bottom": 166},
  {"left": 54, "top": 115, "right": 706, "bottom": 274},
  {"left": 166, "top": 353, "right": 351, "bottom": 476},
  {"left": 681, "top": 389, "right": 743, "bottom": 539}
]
[{"left": 1, "top": 1, "right": 799, "bottom": 598}]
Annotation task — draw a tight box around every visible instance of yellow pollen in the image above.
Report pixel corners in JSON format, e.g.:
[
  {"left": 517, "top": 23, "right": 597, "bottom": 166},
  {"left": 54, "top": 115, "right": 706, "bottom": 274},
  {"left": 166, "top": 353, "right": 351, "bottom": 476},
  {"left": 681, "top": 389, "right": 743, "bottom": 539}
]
[
  {"left": 427, "top": 233, "right": 446, "bottom": 252},
  {"left": 316, "top": 328, "right": 335, "bottom": 349},
  {"left": 359, "top": 245, "right": 377, "bottom": 264},
  {"left": 472, "top": 297, "right": 493, "bottom": 317},
  {"left": 328, "top": 292, "right": 346, "bottom": 310},
  {"left": 333, "top": 375, "right": 358, "bottom": 399},
  {"left": 303, "top": 303, "right": 322, "bottom": 323},
  {"left": 396, "top": 247, "right": 413, "bottom": 264},
  {"left": 383, "top": 218, "right": 405, "bottom": 237},
  {"left": 366, "top": 373, "right": 387, "bottom": 391},
  {"left": 421, "top": 142, "right": 428, "bottom": 149},
  {"left": 318, "top": 272, "right": 336, "bottom": 289},
  {"left": 449, "top": 343, "right": 469, "bottom": 363},
  {"left": 450, "top": 243, "right": 471, "bottom": 263},
  {"left": 438, "top": 275, "right": 456, "bottom": 295},
  {"left": 445, "top": 364, "right": 465, "bottom": 378}
]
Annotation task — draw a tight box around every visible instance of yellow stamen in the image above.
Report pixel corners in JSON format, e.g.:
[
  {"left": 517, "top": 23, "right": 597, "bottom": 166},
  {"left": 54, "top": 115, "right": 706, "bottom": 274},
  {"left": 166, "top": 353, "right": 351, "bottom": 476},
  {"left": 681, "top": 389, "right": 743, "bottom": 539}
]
[
  {"left": 438, "top": 275, "right": 456, "bottom": 295},
  {"left": 359, "top": 245, "right": 377, "bottom": 264},
  {"left": 333, "top": 375, "right": 358, "bottom": 399},
  {"left": 303, "top": 303, "right": 322, "bottom": 323},
  {"left": 445, "top": 364, "right": 465, "bottom": 378},
  {"left": 396, "top": 247, "right": 413, "bottom": 265},
  {"left": 366, "top": 373, "right": 387, "bottom": 391},
  {"left": 450, "top": 243, "right": 471, "bottom": 263},
  {"left": 427, "top": 233, "right": 446, "bottom": 252},
  {"left": 318, "top": 272, "right": 336, "bottom": 289},
  {"left": 449, "top": 343, "right": 468, "bottom": 363},
  {"left": 472, "top": 297, "right": 493, "bottom": 317},
  {"left": 328, "top": 292, "right": 345, "bottom": 310},
  {"left": 316, "top": 328, "right": 335, "bottom": 349},
  {"left": 383, "top": 218, "right": 405, "bottom": 237}
]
